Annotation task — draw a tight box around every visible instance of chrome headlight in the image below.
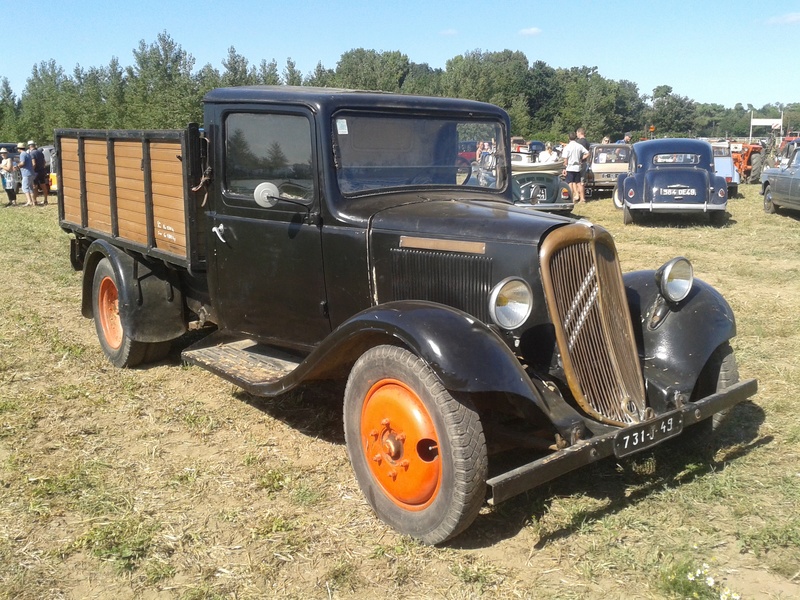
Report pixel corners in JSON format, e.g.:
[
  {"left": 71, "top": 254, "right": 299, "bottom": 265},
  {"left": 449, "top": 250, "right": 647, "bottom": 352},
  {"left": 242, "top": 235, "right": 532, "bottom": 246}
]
[
  {"left": 489, "top": 277, "right": 533, "bottom": 330},
  {"left": 656, "top": 257, "right": 693, "bottom": 303}
]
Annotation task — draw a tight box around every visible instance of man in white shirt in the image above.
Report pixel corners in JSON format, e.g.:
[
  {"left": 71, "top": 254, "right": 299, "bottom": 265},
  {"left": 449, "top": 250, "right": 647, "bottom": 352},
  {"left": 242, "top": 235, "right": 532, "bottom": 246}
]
[{"left": 562, "top": 132, "right": 589, "bottom": 202}]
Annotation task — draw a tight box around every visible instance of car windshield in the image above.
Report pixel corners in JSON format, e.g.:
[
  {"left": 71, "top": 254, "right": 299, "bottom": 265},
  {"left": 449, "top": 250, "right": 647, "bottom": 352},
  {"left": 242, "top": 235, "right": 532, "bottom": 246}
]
[
  {"left": 712, "top": 146, "right": 731, "bottom": 157},
  {"left": 653, "top": 153, "right": 701, "bottom": 166},
  {"left": 593, "top": 145, "right": 628, "bottom": 164},
  {"left": 333, "top": 112, "right": 506, "bottom": 195}
]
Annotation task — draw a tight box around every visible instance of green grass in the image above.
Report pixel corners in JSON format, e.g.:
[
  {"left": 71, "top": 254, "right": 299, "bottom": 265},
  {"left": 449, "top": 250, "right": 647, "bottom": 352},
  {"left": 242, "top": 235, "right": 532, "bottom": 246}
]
[{"left": 0, "top": 191, "right": 798, "bottom": 598}]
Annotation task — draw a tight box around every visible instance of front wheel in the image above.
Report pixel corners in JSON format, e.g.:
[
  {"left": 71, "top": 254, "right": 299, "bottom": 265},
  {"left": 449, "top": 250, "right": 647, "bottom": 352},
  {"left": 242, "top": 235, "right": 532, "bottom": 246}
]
[
  {"left": 343, "top": 345, "right": 487, "bottom": 545},
  {"left": 763, "top": 184, "right": 776, "bottom": 214}
]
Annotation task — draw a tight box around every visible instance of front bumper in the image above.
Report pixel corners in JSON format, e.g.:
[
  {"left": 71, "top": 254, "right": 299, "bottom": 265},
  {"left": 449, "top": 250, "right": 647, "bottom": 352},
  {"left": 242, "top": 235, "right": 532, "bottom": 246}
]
[{"left": 486, "top": 377, "right": 758, "bottom": 505}]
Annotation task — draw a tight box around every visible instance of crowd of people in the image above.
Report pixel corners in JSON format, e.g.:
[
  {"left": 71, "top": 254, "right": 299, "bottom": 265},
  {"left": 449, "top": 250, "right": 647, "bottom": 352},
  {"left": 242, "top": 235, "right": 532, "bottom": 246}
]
[{"left": 1, "top": 141, "right": 50, "bottom": 207}]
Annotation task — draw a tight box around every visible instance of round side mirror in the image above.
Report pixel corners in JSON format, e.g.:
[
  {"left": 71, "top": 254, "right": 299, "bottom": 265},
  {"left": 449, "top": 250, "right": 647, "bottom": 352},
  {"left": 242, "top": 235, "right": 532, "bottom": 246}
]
[{"left": 254, "top": 182, "right": 280, "bottom": 208}]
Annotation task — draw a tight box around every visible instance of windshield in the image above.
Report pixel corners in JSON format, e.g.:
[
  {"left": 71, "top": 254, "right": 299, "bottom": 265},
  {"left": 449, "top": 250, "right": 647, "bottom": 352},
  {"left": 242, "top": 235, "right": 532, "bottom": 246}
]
[
  {"left": 653, "top": 153, "right": 701, "bottom": 166},
  {"left": 333, "top": 112, "right": 506, "bottom": 195},
  {"left": 593, "top": 145, "right": 629, "bottom": 164},
  {"left": 712, "top": 146, "right": 731, "bottom": 157}
]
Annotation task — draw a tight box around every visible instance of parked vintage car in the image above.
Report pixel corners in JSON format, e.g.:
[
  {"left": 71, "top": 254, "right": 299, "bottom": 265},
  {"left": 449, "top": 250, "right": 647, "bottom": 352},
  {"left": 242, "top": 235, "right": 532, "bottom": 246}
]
[
  {"left": 613, "top": 138, "right": 728, "bottom": 225},
  {"left": 760, "top": 145, "right": 800, "bottom": 214},
  {"left": 711, "top": 141, "right": 740, "bottom": 197},
  {"left": 586, "top": 143, "right": 630, "bottom": 197},
  {"left": 511, "top": 167, "right": 573, "bottom": 214}
]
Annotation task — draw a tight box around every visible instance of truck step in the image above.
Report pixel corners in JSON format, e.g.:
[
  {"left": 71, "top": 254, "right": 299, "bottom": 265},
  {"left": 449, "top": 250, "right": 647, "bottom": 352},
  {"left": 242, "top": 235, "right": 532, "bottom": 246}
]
[{"left": 181, "top": 332, "right": 301, "bottom": 391}]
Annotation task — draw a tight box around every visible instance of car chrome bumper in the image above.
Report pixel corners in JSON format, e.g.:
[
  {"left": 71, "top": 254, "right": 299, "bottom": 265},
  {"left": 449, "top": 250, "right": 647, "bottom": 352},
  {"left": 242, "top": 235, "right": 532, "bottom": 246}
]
[{"left": 486, "top": 377, "right": 757, "bottom": 505}]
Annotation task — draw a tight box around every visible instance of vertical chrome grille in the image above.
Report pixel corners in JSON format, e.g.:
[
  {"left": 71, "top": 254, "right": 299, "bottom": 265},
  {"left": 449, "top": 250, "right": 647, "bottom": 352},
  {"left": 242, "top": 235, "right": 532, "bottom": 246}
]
[
  {"left": 540, "top": 224, "right": 646, "bottom": 425},
  {"left": 390, "top": 248, "right": 492, "bottom": 322}
]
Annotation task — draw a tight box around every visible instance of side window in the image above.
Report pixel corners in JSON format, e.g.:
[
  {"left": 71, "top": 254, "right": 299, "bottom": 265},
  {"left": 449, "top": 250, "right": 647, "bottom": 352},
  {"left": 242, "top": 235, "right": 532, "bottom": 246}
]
[{"left": 224, "top": 112, "right": 315, "bottom": 207}]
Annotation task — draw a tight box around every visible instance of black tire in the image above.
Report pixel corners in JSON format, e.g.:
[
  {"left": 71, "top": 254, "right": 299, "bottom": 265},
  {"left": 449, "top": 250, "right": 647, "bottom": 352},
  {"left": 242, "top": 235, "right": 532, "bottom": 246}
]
[
  {"left": 92, "top": 258, "right": 147, "bottom": 368},
  {"left": 623, "top": 205, "right": 634, "bottom": 225},
  {"left": 685, "top": 342, "right": 739, "bottom": 446},
  {"left": 763, "top": 184, "right": 776, "bottom": 214},
  {"left": 748, "top": 153, "right": 762, "bottom": 184},
  {"left": 612, "top": 185, "right": 624, "bottom": 209},
  {"left": 343, "top": 345, "right": 487, "bottom": 545}
]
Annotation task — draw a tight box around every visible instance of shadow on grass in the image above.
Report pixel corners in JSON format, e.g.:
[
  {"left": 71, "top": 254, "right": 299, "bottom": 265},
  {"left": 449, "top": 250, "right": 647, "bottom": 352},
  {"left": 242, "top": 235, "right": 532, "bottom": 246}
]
[{"left": 453, "top": 399, "right": 767, "bottom": 550}]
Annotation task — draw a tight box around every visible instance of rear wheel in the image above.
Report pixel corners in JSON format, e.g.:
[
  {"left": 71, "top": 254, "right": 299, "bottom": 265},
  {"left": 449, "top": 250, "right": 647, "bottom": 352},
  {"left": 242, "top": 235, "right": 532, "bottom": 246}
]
[
  {"left": 623, "top": 205, "right": 634, "bottom": 225},
  {"left": 763, "top": 184, "right": 776, "bottom": 214},
  {"left": 612, "top": 185, "right": 624, "bottom": 209},
  {"left": 93, "top": 259, "right": 148, "bottom": 367},
  {"left": 748, "top": 153, "right": 762, "bottom": 184},
  {"left": 343, "top": 345, "right": 487, "bottom": 544}
]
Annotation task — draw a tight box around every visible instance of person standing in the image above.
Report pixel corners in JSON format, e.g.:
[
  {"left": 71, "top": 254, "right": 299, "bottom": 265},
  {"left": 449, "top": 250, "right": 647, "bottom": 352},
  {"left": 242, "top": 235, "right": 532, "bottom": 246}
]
[
  {"left": 576, "top": 128, "right": 591, "bottom": 202},
  {"left": 28, "top": 141, "right": 49, "bottom": 205},
  {"left": 0, "top": 148, "right": 18, "bottom": 206},
  {"left": 16, "top": 143, "right": 35, "bottom": 206},
  {"left": 562, "top": 132, "right": 589, "bottom": 203},
  {"left": 616, "top": 132, "right": 632, "bottom": 144}
]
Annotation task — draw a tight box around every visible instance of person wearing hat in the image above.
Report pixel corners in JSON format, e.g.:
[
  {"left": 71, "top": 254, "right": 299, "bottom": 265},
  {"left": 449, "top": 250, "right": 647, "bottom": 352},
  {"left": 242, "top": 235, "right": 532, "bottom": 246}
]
[
  {"left": 616, "top": 132, "right": 632, "bottom": 144},
  {"left": 16, "top": 142, "right": 36, "bottom": 206},
  {"left": 0, "top": 147, "right": 19, "bottom": 206},
  {"left": 28, "top": 141, "right": 49, "bottom": 205}
]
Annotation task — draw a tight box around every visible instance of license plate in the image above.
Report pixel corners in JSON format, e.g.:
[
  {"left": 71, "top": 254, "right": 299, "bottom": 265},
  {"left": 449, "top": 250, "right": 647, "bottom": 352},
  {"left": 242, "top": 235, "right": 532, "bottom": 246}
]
[
  {"left": 613, "top": 411, "right": 683, "bottom": 458},
  {"left": 536, "top": 188, "right": 547, "bottom": 200}
]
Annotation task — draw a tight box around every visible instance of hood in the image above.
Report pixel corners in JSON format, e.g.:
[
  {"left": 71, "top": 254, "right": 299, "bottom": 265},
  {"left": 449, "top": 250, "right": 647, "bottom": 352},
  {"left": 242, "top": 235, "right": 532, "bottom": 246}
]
[{"left": 369, "top": 197, "right": 570, "bottom": 244}]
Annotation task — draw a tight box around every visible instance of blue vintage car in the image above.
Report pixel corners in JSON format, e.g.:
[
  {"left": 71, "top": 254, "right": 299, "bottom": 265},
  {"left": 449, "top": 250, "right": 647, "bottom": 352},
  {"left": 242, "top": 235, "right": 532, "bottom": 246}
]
[
  {"left": 760, "top": 145, "right": 800, "bottom": 214},
  {"left": 613, "top": 138, "right": 728, "bottom": 225}
]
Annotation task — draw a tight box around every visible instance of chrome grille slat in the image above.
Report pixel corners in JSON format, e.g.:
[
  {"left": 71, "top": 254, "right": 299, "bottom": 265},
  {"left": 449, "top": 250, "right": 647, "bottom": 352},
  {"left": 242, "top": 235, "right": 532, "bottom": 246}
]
[{"left": 541, "top": 224, "right": 646, "bottom": 425}]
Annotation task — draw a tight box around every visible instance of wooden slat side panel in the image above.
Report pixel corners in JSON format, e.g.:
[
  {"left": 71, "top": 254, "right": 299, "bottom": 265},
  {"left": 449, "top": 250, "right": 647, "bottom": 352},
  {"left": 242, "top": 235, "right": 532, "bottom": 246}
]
[
  {"left": 150, "top": 141, "right": 187, "bottom": 255},
  {"left": 84, "top": 140, "right": 111, "bottom": 232},
  {"left": 113, "top": 142, "right": 147, "bottom": 245},
  {"left": 60, "top": 138, "right": 81, "bottom": 225}
]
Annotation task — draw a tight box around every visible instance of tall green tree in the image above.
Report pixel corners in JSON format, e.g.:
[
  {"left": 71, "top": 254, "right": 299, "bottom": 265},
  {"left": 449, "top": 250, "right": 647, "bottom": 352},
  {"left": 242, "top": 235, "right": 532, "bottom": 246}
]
[
  {"left": 221, "top": 47, "right": 257, "bottom": 87},
  {"left": 0, "top": 78, "right": 20, "bottom": 141},
  {"left": 283, "top": 58, "right": 303, "bottom": 86},
  {"left": 124, "top": 32, "right": 200, "bottom": 128}
]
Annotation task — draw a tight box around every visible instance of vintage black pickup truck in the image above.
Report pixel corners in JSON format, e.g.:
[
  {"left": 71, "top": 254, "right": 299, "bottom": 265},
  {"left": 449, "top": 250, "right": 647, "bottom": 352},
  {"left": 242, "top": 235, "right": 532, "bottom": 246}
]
[{"left": 55, "top": 86, "right": 757, "bottom": 544}]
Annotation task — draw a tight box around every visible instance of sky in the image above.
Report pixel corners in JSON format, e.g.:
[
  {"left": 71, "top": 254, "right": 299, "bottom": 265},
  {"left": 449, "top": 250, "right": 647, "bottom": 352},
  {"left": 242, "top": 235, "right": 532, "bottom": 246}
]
[{"left": 3, "top": 1, "right": 798, "bottom": 112}]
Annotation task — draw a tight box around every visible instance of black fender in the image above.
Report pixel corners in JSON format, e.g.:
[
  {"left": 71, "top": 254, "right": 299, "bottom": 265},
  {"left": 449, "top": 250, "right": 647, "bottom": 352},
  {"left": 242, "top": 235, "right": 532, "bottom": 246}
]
[
  {"left": 624, "top": 270, "right": 736, "bottom": 407},
  {"left": 257, "top": 300, "right": 586, "bottom": 434},
  {"left": 82, "top": 240, "right": 186, "bottom": 343}
]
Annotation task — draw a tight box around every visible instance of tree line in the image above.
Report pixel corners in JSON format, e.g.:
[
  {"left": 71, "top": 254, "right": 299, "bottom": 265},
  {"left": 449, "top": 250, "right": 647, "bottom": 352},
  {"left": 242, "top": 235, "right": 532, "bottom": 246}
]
[{"left": 0, "top": 32, "right": 796, "bottom": 147}]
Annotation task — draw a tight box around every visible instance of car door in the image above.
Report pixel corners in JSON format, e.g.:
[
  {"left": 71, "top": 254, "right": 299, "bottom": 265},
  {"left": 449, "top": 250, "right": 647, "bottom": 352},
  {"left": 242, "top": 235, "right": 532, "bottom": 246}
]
[
  {"left": 207, "top": 107, "right": 331, "bottom": 349},
  {"left": 788, "top": 150, "right": 800, "bottom": 208}
]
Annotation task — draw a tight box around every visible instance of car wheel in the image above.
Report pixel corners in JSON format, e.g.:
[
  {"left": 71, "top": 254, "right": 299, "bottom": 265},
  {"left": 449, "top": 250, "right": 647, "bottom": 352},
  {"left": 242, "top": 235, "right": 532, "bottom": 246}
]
[
  {"left": 748, "top": 153, "right": 762, "bottom": 184},
  {"left": 763, "top": 184, "right": 776, "bottom": 214},
  {"left": 682, "top": 342, "right": 739, "bottom": 451},
  {"left": 92, "top": 258, "right": 148, "bottom": 368},
  {"left": 343, "top": 345, "right": 487, "bottom": 545},
  {"left": 612, "top": 185, "right": 624, "bottom": 209},
  {"left": 622, "top": 205, "right": 634, "bottom": 225}
]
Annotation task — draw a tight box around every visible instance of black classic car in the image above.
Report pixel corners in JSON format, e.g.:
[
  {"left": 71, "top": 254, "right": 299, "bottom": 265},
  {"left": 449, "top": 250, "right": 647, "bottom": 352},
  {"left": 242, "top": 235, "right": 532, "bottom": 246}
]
[
  {"left": 511, "top": 167, "right": 573, "bottom": 214},
  {"left": 761, "top": 145, "right": 800, "bottom": 214},
  {"left": 613, "top": 138, "right": 728, "bottom": 225}
]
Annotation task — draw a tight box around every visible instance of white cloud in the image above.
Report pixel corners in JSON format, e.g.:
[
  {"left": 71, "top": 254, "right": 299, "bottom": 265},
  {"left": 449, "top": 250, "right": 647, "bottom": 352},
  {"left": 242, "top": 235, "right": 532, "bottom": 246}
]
[
  {"left": 519, "top": 27, "right": 542, "bottom": 36},
  {"left": 767, "top": 13, "right": 800, "bottom": 25}
]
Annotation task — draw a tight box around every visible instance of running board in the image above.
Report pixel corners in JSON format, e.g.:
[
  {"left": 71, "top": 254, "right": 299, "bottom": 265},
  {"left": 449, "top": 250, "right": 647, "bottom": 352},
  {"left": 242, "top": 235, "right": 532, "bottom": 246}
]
[{"left": 181, "top": 332, "right": 301, "bottom": 393}]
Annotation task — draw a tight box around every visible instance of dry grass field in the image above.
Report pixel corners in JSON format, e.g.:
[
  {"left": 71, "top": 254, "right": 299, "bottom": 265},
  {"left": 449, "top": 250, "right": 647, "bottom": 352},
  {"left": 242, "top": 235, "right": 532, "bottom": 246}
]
[{"left": 0, "top": 184, "right": 798, "bottom": 599}]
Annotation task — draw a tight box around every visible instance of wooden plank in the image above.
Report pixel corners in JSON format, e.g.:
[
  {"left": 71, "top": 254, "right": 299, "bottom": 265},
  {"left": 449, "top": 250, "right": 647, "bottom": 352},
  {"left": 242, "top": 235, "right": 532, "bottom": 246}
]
[
  {"left": 114, "top": 143, "right": 144, "bottom": 159},
  {"left": 114, "top": 155, "right": 144, "bottom": 170}
]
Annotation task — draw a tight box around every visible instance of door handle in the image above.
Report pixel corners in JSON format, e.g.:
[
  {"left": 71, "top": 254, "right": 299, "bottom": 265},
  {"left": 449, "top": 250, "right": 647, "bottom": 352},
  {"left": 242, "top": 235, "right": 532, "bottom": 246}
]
[{"left": 212, "top": 223, "right": 226, "bottom": 243}]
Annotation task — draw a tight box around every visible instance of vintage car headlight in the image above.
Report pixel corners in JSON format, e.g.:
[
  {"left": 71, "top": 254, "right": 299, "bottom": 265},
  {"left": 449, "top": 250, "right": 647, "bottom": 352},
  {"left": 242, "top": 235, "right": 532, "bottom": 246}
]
[
  {"left": 489, "top": 277, "right": 533, "bottom": 330},
  {"left": 656, "top": 257, "right": 693, "bottom": 303}
]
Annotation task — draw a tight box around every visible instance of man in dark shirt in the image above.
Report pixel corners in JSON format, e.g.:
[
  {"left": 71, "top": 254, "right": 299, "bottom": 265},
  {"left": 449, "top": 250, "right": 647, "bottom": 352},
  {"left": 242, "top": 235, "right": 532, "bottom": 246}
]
[{"left": 28, "top": 141, "right": 49, "bottom": 205}]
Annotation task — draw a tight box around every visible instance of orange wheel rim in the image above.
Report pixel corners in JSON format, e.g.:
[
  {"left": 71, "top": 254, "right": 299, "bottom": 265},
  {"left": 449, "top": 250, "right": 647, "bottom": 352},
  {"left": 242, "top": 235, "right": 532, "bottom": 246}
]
[
  {"left": 360, "top": 378, "right": 441, "bottom": 510},
  {"left": 98, "top": 276, "right": 123, "bottom": 350}
]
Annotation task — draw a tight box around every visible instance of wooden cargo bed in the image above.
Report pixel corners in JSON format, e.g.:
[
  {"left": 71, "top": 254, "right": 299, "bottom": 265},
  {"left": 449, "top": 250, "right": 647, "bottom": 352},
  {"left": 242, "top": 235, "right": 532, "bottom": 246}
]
[{"left": 56, "top": 125, "right": 207, "bottom": 271}]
